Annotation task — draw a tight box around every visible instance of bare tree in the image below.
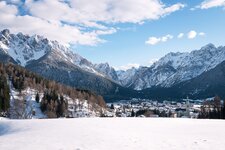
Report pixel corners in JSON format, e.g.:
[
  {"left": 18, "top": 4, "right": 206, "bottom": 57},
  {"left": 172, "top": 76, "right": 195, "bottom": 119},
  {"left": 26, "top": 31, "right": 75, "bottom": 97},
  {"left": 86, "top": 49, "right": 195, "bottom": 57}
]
[{"left": 10, "top": 94, "right": 34, "bottom": 119}]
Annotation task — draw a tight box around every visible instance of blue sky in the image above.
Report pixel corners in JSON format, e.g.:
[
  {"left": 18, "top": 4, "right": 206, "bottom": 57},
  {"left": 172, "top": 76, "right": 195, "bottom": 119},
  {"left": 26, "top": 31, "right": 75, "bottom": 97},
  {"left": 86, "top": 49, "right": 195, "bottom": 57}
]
[
  {"left": 1, "top": 0, "right": 225, "bottom": 70},
  {"left": 75, "top": 0, "right": 225, "bottom": 69}
]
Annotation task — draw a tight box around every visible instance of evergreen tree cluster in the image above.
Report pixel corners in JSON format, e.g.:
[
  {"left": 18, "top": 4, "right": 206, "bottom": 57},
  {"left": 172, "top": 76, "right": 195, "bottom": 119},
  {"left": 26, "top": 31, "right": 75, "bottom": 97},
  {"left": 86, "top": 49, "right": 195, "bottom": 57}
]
[
  {"left": 0, "top": 72, "right": 10, "bottom": 116},
  {"left": 198, "top": 96, "right": 225, "bottom": 119},
  {"left": 40, "top": 90, "right": 68, "bottom": 118},
  {"left": 0, "top": 63, "right": 106, "bottom": 117}
]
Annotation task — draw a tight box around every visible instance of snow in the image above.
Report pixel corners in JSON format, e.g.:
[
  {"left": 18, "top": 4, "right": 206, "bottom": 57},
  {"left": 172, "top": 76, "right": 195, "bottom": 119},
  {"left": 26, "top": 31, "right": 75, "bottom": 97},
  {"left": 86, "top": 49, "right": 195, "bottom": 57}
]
[
  {"left": 22, "top": 88, "right": 46, "bottom": 119},
  {"left": 0, "top": 41, "right": 9, "bottom": 52},
  {"left": 0, "top": 117, "right": 9, "bottom": 120},
  {"left": 117, "top": 67, "right": 138, "bottom": 86},
  {"left": 67, "top": 98, "right": 101, "bottom": 118},
  {"left": 128, "top": 44, "right": 225, "bottom": 90},
  {"left": 9, "top": 86, "right": 100, "bottom": 118},
  {"left": 0, "top": 32, "right": 49, "bottom": 66},
  {"left": 0, "top": 29, "right": 109, "bottom": 78},
  {"left": 0, "top": 118, "right": 225, "bottom": 150},
  {"left": 9, "top": 80, "right": 46, "bottom": 119}
]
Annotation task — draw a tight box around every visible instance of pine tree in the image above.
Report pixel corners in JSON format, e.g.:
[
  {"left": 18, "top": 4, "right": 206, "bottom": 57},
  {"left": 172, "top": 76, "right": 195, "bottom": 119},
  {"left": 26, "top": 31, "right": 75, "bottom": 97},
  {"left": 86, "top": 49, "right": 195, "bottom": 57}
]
[
  {"left": 110, "top": 104, "right": 114, "bottom": 109},
  {"left": 35, "top": 92, "right": 40, "bottom": 103},
  {"left": 0, "top": 75, "right": 10, "bottom": 114},
  {"left": 131, "top": 109, "right": 135, "bottom": 117}
]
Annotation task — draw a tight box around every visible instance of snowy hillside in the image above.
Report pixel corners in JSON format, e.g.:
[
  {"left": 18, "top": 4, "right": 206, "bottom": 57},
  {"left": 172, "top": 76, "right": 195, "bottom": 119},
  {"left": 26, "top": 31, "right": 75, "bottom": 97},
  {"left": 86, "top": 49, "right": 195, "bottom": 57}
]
[
  {"left": 9, "top": 85, "right": 102, "bottom": 119},
  {"left": 1, "top": 118, "right": 225, "bottom": 150},
  {"left": 9, "top": 85, "right": 46, "bottom": 119}
]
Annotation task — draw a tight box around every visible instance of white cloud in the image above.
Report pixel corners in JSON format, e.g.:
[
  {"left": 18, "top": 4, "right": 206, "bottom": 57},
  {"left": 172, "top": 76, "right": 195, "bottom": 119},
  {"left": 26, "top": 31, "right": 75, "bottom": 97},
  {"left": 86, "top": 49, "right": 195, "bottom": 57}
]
[
  {"left": 161, "top": 34, "right": 173, "bottom": 42},
  {"left": 146, "top": 31, "right": 205, "bottom": 45},
  {"left": 177, "top": 33, "right": 184, "bottom": 38},
  {"left": 145, "top": 34, "right": 173, "bottom": 45},
  {"left": 115, "top": 63, "right": 140, "bottom": 71},
  {"left": 116, "top": 58, "right": 158, "bottom": 70},
  {"left": 145, "top": 37, "right": 161, "bottom": 45},
  {"left": 0, "top": 0, "right": 185, "bottom": 46},
  {"left": 0, "top": 1, "right": 18, "bottom": 14},
  {"left": 69, "top": 0, "right": 185, "bottom": 24},
  {"left": 24, "top": 0, "right": 185, "bottom": 26},
  {"left": 198, "top": 0, "right": 225, "bottom": 9},
  {"left": 0, "top": 1, "right": 115, "bottom": 46},
  {"left": 187, "top": 30, "right": 197, "bottom": 39},
  {"left": 199, "top": 32, "right": 206, "bottom": 36},
  {"left": 187, "top": 30, "right": 206, "bottom": 39}
]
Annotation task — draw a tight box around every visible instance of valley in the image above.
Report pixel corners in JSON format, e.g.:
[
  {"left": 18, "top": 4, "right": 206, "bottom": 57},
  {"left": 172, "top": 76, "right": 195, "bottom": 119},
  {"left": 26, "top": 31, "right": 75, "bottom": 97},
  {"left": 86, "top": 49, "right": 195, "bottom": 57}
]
[
  {"left": 1, "top": 1, "right": 225, "bottom": 150},
  {"left": 1, "top": 29, "right": 225, "bottom": 102}
]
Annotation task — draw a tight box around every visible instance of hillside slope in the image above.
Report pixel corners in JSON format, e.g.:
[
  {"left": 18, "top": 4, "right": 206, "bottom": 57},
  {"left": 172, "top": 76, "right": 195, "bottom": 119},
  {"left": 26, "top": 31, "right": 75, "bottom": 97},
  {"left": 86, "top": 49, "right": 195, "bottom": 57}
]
[
  {"left": 0, "top": 63, "right": 106, "bottom": 118},
  {"left": 140, "top": 60, "right": 225, "bottom": 100},
  {"left": 173, "top": 60, "right": 225, "bottom": 99}
]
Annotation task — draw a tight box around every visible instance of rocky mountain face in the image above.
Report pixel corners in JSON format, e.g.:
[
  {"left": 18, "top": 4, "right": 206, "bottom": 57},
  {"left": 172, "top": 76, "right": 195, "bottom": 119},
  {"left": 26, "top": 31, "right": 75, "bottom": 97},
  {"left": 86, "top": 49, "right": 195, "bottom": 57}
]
[
  {"left": 141, "top": 60, "right": 225, "bottom": 100},
  {"left": 0, "top": 29, "right": 136, "bottom": 101},
  {"left": 94, "top": 63, "right": 119, "bottom": 82},
  {"left": 122, "top": 44, "right": 225, "bottom": 90},
  {"left": 0, "top": 29, "right": 99, "bottom": 73},
  {"left": 172, "top": 60, "right": 225, "bottom": 99},
  {"left": 0, "top": 29, "right": 50, "bottom": 66},
  {"left": 117, "top": 67, "right": 143, "bottom": 86}
]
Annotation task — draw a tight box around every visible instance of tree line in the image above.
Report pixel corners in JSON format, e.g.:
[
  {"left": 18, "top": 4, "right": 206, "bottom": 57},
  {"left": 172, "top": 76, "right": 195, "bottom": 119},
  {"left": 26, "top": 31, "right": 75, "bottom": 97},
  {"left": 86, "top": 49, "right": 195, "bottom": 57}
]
[
  {"left": 198, "top": 96, "right": 225, "bottom": 119},
  {"left": 0, "top": 73, "right": 10, "bottom": 116}
]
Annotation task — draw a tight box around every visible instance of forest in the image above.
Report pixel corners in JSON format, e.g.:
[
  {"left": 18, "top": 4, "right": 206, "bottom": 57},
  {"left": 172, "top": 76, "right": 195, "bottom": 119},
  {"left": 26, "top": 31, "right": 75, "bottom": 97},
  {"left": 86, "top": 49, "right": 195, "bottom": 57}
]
[{"left": 0, "top": 63, "right": 106, "bottom": 118}]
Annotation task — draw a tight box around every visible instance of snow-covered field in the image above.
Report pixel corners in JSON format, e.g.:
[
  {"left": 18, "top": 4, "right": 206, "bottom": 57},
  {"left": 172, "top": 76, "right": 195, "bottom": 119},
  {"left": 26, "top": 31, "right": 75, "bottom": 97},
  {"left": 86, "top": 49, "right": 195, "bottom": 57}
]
[{"left": 1, "top": 118, "right": 225, "bottom": 150}]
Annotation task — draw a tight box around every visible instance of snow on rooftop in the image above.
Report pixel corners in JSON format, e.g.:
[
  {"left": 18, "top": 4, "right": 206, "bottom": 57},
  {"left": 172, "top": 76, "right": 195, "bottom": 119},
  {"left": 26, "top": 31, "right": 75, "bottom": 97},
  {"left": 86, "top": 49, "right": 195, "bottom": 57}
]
[{"left": 0, "top": 118, "right": 225, "bottom": 150}]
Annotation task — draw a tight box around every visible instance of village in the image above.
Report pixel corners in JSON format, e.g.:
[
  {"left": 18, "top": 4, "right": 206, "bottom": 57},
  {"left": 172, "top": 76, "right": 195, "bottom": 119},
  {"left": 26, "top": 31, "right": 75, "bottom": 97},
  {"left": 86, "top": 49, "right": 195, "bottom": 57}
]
[{"left": 104, "top": 98, "right": 203, "bottom": 118}]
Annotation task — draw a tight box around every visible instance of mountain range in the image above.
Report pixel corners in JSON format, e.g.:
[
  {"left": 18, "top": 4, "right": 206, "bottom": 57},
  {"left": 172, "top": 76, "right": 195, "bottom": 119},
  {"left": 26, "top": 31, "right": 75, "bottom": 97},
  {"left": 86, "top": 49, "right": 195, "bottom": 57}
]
[
  {"left": 0, "top": 29, "right": 136, "bottom": 101},
  {"left": 0, "top": 29, "right": 225, "bottom": 101}
]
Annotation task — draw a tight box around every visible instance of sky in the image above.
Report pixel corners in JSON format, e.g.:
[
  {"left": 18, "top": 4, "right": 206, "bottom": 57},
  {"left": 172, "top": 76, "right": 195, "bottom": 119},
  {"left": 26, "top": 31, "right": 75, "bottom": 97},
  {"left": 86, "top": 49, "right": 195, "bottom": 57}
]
[{"left": 1, "top": 0, "right": 225, "bottom": 70}]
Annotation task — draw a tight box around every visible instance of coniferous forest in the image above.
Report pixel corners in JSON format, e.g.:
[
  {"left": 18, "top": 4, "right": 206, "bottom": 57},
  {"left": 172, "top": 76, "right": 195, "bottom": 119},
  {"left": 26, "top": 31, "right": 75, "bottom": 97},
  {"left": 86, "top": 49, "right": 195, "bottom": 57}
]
[{"left": 0, "top": 63, "right": 106, "bottom": 118}]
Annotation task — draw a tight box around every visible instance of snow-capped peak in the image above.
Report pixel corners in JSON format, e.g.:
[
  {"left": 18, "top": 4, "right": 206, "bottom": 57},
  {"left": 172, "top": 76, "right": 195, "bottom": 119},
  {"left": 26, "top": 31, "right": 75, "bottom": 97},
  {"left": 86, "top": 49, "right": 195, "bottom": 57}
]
[
  {"left": 120, "top": 43, "right": 225, "bottom": 90},
  {"left": 200, "top": 43, "right": 216, "bottom": 50},
  {"left": 0, "top": 29, "right": 110, "bottom": 78},
  {"left": 0, "top": 29, "right": 50, "bottom": 66},
  {"left": 94, "top": 62, "right": 119, "bottom": 81}
]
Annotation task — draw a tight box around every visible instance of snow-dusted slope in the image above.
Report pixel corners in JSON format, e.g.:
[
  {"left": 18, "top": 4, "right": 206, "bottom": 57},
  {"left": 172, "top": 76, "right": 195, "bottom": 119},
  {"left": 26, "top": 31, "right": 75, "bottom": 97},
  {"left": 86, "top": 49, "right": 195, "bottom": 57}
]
[
  {"left": 8, "top": 85, "right": 102, "bottom": 119},
  {"left": 117, "top": 67, "right": 139, "bottom": 86},
  {"left": 1, "top": 118, "right": 225, "bottom": 150},
  {"left": 9, "top": 87, "right": 46, "bottom": 119},
  {"left": 0, "top": 29, "right": 128, "bottom": 84},
  {"left": 0, "top": 29, "right": 49, "bottom": 66},
  {"left": 0, "top": 29, "right": 106, "bottom": 77},
  {"left": 94, "top": 63, "right": 119, "bottom": 81},
  {"left": 128, "top": 44, "right": 225, "bottom": 90}
]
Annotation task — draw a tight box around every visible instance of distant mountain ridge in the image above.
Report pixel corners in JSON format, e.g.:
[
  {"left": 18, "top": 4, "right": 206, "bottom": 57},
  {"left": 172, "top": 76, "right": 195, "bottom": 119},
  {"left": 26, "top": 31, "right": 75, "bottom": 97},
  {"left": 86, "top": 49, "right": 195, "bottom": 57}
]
[
  {"left": 1, "top": 29, "right": 225, "bottom": 101},
  {"left": 118, "top": 43, "right": 225, "bottom": 90}
]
